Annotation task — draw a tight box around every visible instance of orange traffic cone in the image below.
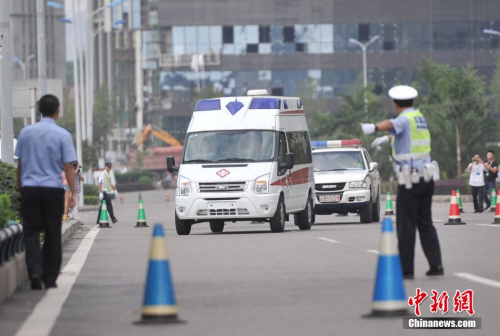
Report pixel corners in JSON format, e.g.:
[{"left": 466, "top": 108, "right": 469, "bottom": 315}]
[
  {"left": 491, "top": 195, "right": 500, "bottom": 224},
  {"left": 165, "top": 193, "right": 170, "bottom": 202},
  {"left": 445, "top": 190, "right": 466, "bottom": 225}
]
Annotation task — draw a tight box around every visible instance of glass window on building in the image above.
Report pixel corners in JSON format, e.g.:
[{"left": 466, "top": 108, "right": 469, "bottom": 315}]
[
  {"left": 246, "top": 25, "right": 259, "bottom": 44},
  {"left": 433, "top": 22, "right": 471, "bottom": 50},
  {"left": 271, "top": 25, "right": 284, "bottom": 54},
  {"left": 259, "top": 26, "right": 271, "bottom": 43},
  {"left": 401, "top": 23, "right": 431, "bottom": 51},
  {"left": 259, "top": 43, "right": 271, "bottom": 54},
  {"left": 223, "top": 26, "right": 234, "bottom": 43},
  {"left": 334, "top": 24, "right": 358, "bottom": 52},
  {"left": 284, "top": 26, "right": 295, "bottom": 42},
  {"left": 382, "top": 23, "right": 398, "bottom": 51}
]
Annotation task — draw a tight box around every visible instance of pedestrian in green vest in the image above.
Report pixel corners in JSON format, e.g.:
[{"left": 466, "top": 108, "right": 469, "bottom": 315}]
[
  {"left": 361, "top": 85, "right": 444, "bottom": 280},
  {"left": 97, "top": 162, "right": 118, "bottom": 224}
]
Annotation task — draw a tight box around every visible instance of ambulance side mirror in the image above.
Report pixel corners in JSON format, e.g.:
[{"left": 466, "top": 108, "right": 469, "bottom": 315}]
[
  {"left": 280, "top": 153, "right": 294, "bottom": 170},
  {"left": 166, "top": 156, "right": 178, "bottom": 172}
]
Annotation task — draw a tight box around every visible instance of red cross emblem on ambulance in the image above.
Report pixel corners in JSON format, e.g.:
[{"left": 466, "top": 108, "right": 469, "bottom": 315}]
[{"left": 216, "top": 169, "right": 230, "bottom": 178}]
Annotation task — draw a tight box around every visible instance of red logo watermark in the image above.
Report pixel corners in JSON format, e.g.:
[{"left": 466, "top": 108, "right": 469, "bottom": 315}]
[
  {"left": 408, "top": 288, "right": 475, "bottom": 316},
  {"left": 216, "top": 169, "right": 230, "bottom": 178}
]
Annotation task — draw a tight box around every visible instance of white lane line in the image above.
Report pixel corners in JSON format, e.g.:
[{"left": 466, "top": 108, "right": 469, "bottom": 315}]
[
  {"left": 477, "top": 224, "right": 500, "bottom": 228},
  {"left": 317, "top": 237, "right": 338, "bottom": 243},
  {"left": 366, "top": 250, "right": 379, "bottom": 254},
  {"left": 454, "top": 273, "right": 500, "bottom": 289},
  {"left": 15, "top": 226, "right": 100, "bottom": 336},
  {"left": 433, "top": 219, "right": 444, "bottom": 222}
]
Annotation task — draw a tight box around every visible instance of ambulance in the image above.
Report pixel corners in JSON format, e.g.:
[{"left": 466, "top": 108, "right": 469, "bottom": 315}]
[
  {"left": 167, "top": 89, "right": 315, "bottom": 235},
  {"left": 311, "top": 139, "right": 381, "bottom": 224}
]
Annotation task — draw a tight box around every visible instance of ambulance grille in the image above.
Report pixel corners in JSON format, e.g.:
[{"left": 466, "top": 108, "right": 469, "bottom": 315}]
[{"left": 198, "top": 182, "right": 247, "bottom": 192}]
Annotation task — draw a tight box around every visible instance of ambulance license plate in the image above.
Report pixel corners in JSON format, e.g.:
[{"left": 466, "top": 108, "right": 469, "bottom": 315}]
[
  {"left": 208, "top": 202, "right": 236, "bottom": 210},
  {"left": 319, "top": 195, "right": 341, "bottom": 203}
]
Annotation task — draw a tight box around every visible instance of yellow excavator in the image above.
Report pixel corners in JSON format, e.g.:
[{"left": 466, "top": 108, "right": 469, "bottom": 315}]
[{"left": 134, "top": 124, "right": 182, "bottom": 147}]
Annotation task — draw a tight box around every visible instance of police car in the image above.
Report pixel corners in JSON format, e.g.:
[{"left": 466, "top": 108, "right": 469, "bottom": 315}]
[{"left": 311, "top": 139, "right": 381, "bottom": 223}]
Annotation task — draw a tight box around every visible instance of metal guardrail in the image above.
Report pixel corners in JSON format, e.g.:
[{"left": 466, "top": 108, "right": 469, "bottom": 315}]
[{"left": 0, "top": 223, "right": 25, "bottom": 266}]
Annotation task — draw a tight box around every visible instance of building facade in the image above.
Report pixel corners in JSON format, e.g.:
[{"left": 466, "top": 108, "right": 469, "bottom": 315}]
[
  {"left": 102, "top": 0, "right": 500, "bottom": 144},
  {"left": 10, "top": 0, "right": 66, "bottom": 81}
]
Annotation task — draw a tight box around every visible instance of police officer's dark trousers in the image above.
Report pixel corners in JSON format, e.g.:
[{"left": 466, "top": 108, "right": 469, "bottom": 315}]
[
  {"left": 21, "top": 187, "right": 64, "bottom": 287},
  {"left": 96, "top": 191, "right": 116, "bottom": 223},
  {"left": 396, "top": 178, "right": 443, "bottom": 275}
]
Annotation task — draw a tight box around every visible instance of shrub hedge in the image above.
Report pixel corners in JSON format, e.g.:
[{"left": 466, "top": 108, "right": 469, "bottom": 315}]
[
  {"left": 115, "top": 170, "right": 155, "bottom": 183},
  {"left": 84, "top": 196, "right": 100, "bottom": 205},
  {"left": 0, "top": 162, "right": 20, "bottom": 225}
]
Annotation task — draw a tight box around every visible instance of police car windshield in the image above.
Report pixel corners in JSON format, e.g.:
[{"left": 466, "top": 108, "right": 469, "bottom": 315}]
[
  {"left": 183, "top": 130, "right": 276, "bottom": 163},
  {"left": 313, "top": 151, "right": 365, "bottom": 171}
]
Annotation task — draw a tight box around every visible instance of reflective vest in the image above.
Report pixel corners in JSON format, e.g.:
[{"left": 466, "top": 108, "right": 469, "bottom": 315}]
[{"left": 391, "top": 109, "right": 431, "bottom": 162}]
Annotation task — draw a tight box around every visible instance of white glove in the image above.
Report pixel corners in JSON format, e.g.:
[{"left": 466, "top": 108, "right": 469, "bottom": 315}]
[
  {"left": 361, "top": 123, "right": 376, "bottom": 135},
  {"left": 371, "top": 135, "right": 390, "bottom": 150},
  {"left": 114, "top": 190, "right": 118, "bottom": 197},
  {"left": 99, "top": 192, "right": 103, "bottom": 200}
]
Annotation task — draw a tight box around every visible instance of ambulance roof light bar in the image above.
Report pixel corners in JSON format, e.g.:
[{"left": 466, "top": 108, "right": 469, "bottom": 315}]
[{"left": 310, "top": 139, "right": 363, "bottom": 149}]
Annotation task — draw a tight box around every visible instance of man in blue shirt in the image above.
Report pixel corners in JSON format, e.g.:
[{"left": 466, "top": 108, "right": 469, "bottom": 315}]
[{"left": 15, "top": 94, "right": 77, "bottom": 290}]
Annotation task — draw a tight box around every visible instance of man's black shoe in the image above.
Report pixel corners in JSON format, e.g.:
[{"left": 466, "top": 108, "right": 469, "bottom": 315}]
[
  {"left": 403, "top": 273, "right": 414, "bottom": 280},
  {"left": 426, "top": 267, "right": 444, "bottom": 276},
  {"left": 45, "top": 283, "right": 58, "bottom": 289},
  {"left": 473, "top": 210, "right": 479, "bottom": 213},
  {"left": 112, "top": 218, "right": 118, "bottom": 223},
  {"left": 30, "top": 275, "right": 43, "bottom": 290},
  {"left": 485, "top": 204, "right": 491, "bottom": 211}
]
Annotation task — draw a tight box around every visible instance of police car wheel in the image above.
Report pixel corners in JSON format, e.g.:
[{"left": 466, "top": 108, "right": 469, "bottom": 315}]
[
  {"left": 270, "top": 196, "right": 285, "bottom": 233},
  {"left": 175, "top": 213, "right": 192, "bottom": 235},
  {"left": 209, "top": 221, "right": 225, "bottom": 233},
  {"left": 296, "top": 193, "right": 313, "bottom": 230},
  {"left": 360, "top": 198, "right": 373, "bottom": 224}
]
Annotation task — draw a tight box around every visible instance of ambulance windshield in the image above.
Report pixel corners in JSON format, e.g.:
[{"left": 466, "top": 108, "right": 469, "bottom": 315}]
[
  {"left": 312, "top": 151, "right": 365, "bottom": 171},
  {"left": 183, "top": 130, "right": 276, "bottom": 163}
]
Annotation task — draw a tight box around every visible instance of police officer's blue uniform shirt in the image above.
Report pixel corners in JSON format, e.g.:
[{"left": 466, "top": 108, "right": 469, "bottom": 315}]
[
  {"left": 15, "top": 118, "right": 77, "bottom": 188},
  {"left": 389, "top": 107, "right": 431, "bottom": 170}
]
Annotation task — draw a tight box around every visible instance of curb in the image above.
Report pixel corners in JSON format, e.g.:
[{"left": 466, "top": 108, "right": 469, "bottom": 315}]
[
  {"left": 381, "top": 195, "right": 474, "bottom": 202},
  {"left": 0, "top": 219, "right": 83, "bottom": 304},
  {"left": 79, "top": 205, "right": 100, "bottom": 212}
]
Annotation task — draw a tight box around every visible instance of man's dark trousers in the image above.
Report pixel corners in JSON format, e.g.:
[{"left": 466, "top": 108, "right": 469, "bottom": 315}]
[
  {"left": 396, "top": 179, "right": 443, "bottom": 275},
  {"left": 21, "top": 187, "right": 64, "bottom": 287},
  {"left": 97, "top": 192, "right": 116, "bottom": 223}
]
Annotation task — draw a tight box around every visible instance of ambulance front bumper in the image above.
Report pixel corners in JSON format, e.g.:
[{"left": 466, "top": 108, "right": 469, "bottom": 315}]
[{"left": 175, "top": 192, "right": 281, "bottom": 221}]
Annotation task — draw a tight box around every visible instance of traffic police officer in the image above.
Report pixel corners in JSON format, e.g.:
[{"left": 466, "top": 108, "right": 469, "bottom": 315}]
[{"left": 361, "top": 85, "right": 444, "bottom": 279}]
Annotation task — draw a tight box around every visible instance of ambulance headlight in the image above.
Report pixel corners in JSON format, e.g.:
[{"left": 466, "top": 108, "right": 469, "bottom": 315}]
[
  {"left": 349, "top": 181, "right": 367, "bottom": 189},
  {"left": 179, "top": 176, "right": 192, "bottom": 196},
  {"left": 254, "top": 174, "right": 270, "bottom": 194}
]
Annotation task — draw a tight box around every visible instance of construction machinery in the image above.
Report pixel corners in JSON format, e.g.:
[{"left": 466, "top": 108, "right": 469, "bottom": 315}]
[{"left": 134, "top": 124, "right": 182, "bottom": 148}]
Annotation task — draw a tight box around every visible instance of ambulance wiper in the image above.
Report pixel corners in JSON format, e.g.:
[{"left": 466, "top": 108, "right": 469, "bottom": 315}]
[
  {"left": 216, "top": 158, "right": 255, "bottom": 162},
  {"left": 183, "top": 159, "right": 215, "bottom": 163}
]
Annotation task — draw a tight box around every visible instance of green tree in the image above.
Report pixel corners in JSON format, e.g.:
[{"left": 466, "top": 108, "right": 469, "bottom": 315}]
[
  {"left": 491, "top": 58, "right": 500, "bottom": 118},
  {"left": 417, "top": 59, "right": 497, "bottom": 178}
]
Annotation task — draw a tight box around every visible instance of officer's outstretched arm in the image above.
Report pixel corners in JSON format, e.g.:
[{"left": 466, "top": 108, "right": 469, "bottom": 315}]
[{"left": 375, "top": 120, "right": 394, "bottom": 132}]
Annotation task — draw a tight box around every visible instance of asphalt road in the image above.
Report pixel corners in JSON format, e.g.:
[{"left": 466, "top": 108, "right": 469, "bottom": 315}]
[{"left": 1, "top": 189, "right": 500, "bottom": 336}]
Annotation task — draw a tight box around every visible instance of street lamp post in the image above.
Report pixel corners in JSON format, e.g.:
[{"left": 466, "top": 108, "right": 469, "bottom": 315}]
[
  {"left": 86, "top": 0, "right": 124, "bottom": 144},
  {"left": 349, "top": 35, "right": 381, "bottom": 114},
  {"left": 483, "top": 29, "right": 500, "bottom": 36}
]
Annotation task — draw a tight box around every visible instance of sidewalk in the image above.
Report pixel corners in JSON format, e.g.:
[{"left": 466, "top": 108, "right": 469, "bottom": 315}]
[{"left": 0, "top": 219, "right": 82, "bottom": 304}]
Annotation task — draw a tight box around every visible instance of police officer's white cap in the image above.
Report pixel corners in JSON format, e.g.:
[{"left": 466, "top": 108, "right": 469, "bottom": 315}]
[{"left": 388, "top": 85, "right": 418, "bottom": 100}]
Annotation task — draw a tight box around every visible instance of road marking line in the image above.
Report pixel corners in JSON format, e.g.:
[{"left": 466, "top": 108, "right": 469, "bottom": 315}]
[
  {"left": 317, "top": 237, "right": 338, "bottom": 243},
  {"left": 477, "top": 224, "right": 500, "bottom": 228},
  {"left": 15, "top": 226, "right": 100, "bottom": 336},
  {"left": 454, "top": 273, "right": 500, "bottom": 289},
  {"left": 366, "top": 250, "right": 379, "bottom": 254},
  {"left": 433, "top": 219, "right": 444, "bottom": 222}
]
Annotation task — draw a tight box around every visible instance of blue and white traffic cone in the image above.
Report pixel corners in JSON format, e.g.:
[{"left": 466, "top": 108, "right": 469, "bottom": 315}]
[
  {"left": 135, "top": 224, "right": 181, "bottom": 324},
  {"left": 367, "top": 217, "right": 408, "bottom": 317}
]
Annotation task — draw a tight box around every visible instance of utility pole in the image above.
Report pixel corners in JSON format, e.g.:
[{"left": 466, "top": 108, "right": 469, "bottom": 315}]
[
  {"left": 0, "top": 0, "right": 14, "bottom": 165},
  {"left": 37, "top": 0, "right": 47, "bottom": 97},
  {"left": 135, "top": 30, "right": 144, "bottom": 146}
]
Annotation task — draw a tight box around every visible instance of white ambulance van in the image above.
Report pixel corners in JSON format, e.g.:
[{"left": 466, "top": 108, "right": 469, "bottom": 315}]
[{"left": 167, "top": 90, "right": 315, "bottom": 235}]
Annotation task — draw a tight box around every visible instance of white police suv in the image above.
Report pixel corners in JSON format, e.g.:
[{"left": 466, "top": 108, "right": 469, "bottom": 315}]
[{"left": 311, "top": 139, "right": 381, "bottom": 223}]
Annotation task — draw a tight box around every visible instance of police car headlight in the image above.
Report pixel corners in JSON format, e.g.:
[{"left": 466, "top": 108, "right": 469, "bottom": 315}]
[
  {"left": 254, "top": 174, "right": 270, "bottom": 194},
  {"left": 349, "top": 181, "right": 367, "bottom": 189},
  {"left": 179, "top": 175, "right": 192, "bottom": 196}
]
